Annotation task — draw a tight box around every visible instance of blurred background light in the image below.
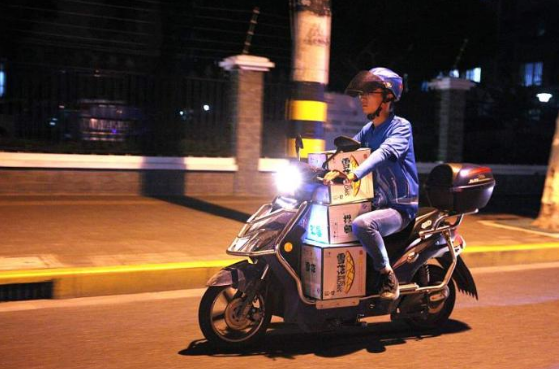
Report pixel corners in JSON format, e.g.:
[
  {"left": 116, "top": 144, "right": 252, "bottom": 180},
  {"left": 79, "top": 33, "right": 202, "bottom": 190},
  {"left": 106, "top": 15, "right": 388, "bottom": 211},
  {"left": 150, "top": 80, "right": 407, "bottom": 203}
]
[{"left": 537, "top": 93, "right": 553, "bottom": 103}]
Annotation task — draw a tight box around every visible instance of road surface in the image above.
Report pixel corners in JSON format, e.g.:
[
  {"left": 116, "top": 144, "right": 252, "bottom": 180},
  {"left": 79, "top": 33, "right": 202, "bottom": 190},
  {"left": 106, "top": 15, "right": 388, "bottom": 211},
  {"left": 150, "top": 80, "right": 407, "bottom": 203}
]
[{"left": 1, "top": 263, "right": 558, "bottom": 369}]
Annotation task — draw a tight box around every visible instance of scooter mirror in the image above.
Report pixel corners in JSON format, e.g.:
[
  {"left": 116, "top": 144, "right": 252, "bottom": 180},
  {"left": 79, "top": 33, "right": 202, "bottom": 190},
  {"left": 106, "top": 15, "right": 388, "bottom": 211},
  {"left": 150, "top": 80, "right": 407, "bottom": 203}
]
[
  {"left": 321, "top": 136, "right": 361, "bottom": 170},
  {"left": 295, "top": 135, "right": 304, "bottom": 162},
  {"left": 333, "top": 136, "right": 360, "bottom": 152}
]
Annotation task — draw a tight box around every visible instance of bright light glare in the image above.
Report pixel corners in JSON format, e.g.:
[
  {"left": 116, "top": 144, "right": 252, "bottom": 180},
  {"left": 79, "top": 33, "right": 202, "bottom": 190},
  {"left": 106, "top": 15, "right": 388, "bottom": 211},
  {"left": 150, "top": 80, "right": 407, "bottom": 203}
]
[
  {"left": 0, "top": 70, "right": 5, "bottom": 97},
  {"left": 537, "top": 93, "right": 553, "bottom": 103},
  {"left": 275, "top": 165, "right": 302, "bottom": 194},
  {"left": 465, "top": 67, "right": 481, "bottom": 83},
  {"left": 203, "top": 104, "right": 210, "bottom": 111}
]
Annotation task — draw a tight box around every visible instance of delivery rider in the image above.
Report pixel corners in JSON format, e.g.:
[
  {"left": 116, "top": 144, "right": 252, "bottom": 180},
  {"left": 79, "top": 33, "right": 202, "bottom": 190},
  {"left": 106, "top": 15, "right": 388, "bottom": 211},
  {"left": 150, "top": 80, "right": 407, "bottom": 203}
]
[{"left": 323, "top": 67, "right": 419, "bottom": 300}]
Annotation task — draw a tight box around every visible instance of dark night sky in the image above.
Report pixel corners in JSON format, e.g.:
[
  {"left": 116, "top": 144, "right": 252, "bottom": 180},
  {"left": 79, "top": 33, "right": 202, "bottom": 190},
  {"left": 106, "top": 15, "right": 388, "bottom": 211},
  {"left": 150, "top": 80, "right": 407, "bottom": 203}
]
[
  {"left": 3, "top": 0, "right": 559, "bottom": 91},
  {"left": 0, "top": 0, "right": 500, "bottom": 91},
  {"left": 329, "top": 0, "right": 497, "bottom": 90},
  {"left": 185, "top": 0, "right": 499, "bottom": 91}
]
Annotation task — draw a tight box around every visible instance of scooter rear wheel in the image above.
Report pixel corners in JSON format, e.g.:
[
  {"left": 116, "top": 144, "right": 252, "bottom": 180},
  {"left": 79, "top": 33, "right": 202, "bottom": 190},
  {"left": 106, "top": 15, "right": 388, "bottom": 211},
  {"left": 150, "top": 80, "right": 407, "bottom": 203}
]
[
  {"left": 198, "top": 285, "right": 272, "bottom": 348},
  {"left": 403, "top": 265, "right": 456, "bottom": 330}
]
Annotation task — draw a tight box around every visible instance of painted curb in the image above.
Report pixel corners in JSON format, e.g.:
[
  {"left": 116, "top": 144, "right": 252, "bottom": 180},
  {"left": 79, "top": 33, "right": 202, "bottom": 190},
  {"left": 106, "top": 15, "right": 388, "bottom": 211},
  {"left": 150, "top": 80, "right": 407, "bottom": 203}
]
[
  {"left": 1, "top": 243, "right": 559, "bottom": 299},
  {"left": 462, "top": 242, "right": 559, "bottom": 268},
  {"left": 0, "top": 260, "right": 242, "bottom": 299}
]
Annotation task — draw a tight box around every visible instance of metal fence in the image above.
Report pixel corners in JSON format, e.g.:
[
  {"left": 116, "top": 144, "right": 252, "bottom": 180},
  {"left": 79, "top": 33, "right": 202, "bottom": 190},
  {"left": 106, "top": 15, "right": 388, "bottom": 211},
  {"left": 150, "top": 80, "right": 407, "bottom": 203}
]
[
  {"left": 397, "top": 89, "right": 438, "bottom": 162},
  {"left": 397, "top": 86, "right": 555, "bottom": 165},
  {"left": 262, "top": 77, "right": 290, "bottom": 158},
  {"left": 463, "top": 87, "right": 556, "bottom": 165},
  {"left": 0, "top": 63, "right": 291, "bottom": 157},
  {"left": 4, "top": 63, "right": 551, "bottom": 164}
]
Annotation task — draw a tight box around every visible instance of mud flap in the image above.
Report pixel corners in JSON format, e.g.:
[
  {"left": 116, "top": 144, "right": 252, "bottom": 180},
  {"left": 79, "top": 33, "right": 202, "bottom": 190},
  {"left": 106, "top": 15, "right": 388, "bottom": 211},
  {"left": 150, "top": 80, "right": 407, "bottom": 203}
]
[{"left": 437, "top": 255, "right": 478, "bottom": 299}]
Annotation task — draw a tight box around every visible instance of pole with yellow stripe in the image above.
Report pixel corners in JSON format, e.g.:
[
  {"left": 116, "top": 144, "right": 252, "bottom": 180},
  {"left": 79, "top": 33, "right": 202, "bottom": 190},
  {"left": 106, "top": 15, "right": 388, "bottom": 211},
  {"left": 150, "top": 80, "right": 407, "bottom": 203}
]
[{"left": 288, "top": 0, "right": 331, "bottom": 158}]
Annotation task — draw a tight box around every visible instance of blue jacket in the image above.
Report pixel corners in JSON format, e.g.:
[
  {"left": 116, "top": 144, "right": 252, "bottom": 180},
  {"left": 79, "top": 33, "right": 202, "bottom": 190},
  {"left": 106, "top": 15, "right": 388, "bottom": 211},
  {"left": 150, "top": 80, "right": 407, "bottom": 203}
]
[{"left": 353, "top": 114, "right": 419, "bottom": 221}]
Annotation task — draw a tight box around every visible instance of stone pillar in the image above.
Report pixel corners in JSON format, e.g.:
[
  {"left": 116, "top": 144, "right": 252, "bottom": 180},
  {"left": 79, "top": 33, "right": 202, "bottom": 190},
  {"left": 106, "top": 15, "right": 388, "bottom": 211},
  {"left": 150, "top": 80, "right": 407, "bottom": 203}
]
[
  {"left": 429, "top": 77, "right": 475, "bottom": 163},
  {"left": 219, "top": 55, "right": 275, "bottom": 195}
]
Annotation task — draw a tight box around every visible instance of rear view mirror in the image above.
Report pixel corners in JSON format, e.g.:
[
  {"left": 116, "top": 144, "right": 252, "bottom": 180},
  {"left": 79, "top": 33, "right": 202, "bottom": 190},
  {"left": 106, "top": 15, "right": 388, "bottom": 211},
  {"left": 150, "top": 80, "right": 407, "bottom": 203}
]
[
  {"left": 333, "top": 136, "right": 360, "bottom": 152},
  {"left": 321, "top": 136, "right": 361, "bottom": 169}
]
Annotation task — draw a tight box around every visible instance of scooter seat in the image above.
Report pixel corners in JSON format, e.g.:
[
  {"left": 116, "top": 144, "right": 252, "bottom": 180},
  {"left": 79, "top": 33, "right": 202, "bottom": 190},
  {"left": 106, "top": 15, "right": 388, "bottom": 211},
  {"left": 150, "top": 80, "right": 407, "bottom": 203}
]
[{"left": 384, "top": 207, "right": 442, "bottom": 262}]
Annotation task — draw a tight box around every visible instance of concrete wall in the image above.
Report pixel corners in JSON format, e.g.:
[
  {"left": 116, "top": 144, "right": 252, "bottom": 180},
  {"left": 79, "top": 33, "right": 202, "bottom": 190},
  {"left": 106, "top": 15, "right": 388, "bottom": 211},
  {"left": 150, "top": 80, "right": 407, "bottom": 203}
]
[
  {"left": 0, "top": 154, "right": 283, "bottom": 196},
  {"left": 0, "top": 153, "right": 547, "bottom": 215},
  {"left": 0, "top": 169, "right": 255, "bottom": 196},
  {"left": 0, "top": 168, "right": 281, "bottom": 196}
]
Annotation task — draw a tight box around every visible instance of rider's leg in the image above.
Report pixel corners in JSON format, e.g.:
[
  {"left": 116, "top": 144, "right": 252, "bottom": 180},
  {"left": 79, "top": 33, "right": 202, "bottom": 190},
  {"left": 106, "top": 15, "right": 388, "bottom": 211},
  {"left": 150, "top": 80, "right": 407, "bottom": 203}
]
[{"left": 352, "top": 208, "right": 408, "bottom": 299}]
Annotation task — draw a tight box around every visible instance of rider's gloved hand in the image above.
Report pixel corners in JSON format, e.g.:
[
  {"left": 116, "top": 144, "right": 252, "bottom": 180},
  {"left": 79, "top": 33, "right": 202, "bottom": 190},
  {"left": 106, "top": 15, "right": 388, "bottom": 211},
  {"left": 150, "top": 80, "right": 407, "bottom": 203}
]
[
  {"left": 322, "top": 170, "right": 347, "bottom": 185},
  {"left": 322, "top": 170, "right": 359, "bottom": 185}
]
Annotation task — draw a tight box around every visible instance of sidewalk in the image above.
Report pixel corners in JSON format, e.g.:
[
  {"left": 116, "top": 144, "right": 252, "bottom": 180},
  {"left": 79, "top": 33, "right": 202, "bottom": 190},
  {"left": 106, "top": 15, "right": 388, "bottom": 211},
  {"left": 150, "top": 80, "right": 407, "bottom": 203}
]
[{"left": 1, "top": 195, "right": 559, "bottom": 299}]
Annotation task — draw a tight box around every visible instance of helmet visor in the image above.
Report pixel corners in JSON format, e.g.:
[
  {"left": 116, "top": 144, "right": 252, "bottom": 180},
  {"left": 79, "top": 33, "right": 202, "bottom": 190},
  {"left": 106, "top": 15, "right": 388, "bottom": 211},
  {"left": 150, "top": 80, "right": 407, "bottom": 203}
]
[{"left": 345, "top": 71, "right": 384, "bottom": 97}]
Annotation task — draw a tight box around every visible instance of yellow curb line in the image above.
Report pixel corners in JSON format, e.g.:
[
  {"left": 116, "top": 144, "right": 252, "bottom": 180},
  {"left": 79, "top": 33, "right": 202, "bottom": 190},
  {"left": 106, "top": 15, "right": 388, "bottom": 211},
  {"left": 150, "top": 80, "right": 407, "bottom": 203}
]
[
  {"left": 0, "top": 259, "right": 245, "bottom": 298},
  {"left": 3, "top": 242, "right": 559, "bottom": 280},
  {"left": 1, "top": 243, "right": 559, "bottom": 299},
  {"left": 464, "top": 242, "right": 559, "bottom": 253},
  {"left": 0, "top": 259, "right": 242, "bottom": 281}
]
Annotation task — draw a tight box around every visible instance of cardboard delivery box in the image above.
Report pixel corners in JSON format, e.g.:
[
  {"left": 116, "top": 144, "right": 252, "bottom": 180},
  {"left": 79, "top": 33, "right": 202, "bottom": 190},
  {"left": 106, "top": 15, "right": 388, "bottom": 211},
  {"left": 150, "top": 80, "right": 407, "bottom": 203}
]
[
  {"left": 306, "top": 201, "right": 372, "bottom": 244},
  {"left": 308, "top": 148, "right": 374, "bottom": 205},
  {"left": 301, "top": 243, "right": 366, "bottom": 300}
]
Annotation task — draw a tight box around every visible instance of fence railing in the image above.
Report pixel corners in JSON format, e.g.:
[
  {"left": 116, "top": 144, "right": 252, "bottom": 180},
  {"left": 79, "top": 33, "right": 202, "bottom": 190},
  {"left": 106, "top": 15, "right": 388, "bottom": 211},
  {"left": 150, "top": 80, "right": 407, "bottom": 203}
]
[
  {"left": 1, "top": 63, "right": 554, "bottom": 164},
  {"left": 463, "top": 87, "right": 556, "bottom": 165},
  {"left": 0, "top": 63, "right": 291, "bottom": 157},
  {"left": 262, "top": 80, "right": 289, "bottom": 158}
]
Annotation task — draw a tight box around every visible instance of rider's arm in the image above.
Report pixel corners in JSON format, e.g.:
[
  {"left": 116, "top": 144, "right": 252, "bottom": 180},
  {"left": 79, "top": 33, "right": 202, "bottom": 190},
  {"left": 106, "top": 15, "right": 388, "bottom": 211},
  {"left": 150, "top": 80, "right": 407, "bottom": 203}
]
[{"left": 352, "top": 121, "right": 412, "bottom": 180}]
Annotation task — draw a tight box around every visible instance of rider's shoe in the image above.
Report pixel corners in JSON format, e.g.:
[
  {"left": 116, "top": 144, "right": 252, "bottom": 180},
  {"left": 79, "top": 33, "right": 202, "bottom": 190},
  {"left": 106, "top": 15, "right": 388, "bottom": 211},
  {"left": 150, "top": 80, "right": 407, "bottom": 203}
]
[{"left": 379, "top": 271, "right": 400, "bottom": 300}]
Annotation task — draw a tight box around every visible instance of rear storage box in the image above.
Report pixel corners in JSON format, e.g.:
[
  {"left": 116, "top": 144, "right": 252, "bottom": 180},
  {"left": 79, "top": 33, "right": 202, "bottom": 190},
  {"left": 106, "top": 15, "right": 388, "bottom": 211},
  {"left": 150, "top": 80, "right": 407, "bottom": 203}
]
[
  {"left": 301, "top": 243, "right": 366, "bottom": 300},
  {"left": 425, "top": 163, "right": 495, "bottom": 213}
]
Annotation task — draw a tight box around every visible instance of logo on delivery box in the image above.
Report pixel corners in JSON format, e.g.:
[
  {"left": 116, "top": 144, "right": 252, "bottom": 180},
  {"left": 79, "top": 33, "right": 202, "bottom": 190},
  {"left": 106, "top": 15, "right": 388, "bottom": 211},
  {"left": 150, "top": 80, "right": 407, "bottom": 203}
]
[
  {"left": 341, "top": 156, "right": 362, "bottom": 197},
  {"left": 336, "top": 251, "right": 356, "bottom": 293}
]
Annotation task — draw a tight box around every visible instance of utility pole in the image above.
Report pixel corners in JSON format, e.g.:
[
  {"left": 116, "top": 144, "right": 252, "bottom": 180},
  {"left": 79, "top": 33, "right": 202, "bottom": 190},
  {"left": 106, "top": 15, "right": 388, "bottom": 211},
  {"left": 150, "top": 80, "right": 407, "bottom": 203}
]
[
  {"left": 287, "top": 0, "right": 331, "bottom": 158},
  {"left": 533, "top": 111, "right": 559, "bottom": 231}
]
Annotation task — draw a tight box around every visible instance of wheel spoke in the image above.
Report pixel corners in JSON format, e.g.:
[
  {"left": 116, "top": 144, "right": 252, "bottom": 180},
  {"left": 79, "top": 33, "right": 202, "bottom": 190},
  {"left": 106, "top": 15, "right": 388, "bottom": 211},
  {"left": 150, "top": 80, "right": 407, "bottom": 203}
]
[
  {"left": 211, "top": 312, "right": 225, "bottom": 322},
  {"left": 222, "top": 288, "right": 235, "bottom": 303},
  {"left": 217, "top": 287, "right": 241, "bottom": 306}
]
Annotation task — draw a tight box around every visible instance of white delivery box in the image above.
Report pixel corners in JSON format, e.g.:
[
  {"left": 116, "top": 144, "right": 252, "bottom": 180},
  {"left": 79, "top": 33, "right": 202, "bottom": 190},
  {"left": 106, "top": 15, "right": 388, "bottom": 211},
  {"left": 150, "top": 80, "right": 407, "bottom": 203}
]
[
  {"left": 301, "top": 243, "right": 366, "bottom": 300},
  {"left": 306, "top": 201, "right": 371, "bottom": 244},
  {"left": 308, "top": 148, "right": 374, "bottom": 205}
]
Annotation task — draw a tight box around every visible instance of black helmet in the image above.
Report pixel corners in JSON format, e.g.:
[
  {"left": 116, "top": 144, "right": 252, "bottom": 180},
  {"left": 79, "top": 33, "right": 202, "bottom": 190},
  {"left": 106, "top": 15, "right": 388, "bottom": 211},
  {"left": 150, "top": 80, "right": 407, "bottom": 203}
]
[{"left": 345, "top": 67, "right": 403, "bottom": 102}]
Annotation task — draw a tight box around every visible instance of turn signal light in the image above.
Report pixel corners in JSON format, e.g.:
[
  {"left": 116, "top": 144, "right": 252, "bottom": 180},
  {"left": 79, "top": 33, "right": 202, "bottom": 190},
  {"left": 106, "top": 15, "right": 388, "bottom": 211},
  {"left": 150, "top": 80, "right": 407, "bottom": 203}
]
[{"left": 283, "top": 242, "right": 293, "bottom": 253}]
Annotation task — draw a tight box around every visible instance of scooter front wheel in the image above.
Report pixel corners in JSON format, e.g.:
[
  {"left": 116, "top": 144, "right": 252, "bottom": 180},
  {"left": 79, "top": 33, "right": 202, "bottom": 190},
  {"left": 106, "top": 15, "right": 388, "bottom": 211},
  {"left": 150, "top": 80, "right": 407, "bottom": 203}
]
[{"left": 198, "top": 285, "right": 272, "bottom": 348}]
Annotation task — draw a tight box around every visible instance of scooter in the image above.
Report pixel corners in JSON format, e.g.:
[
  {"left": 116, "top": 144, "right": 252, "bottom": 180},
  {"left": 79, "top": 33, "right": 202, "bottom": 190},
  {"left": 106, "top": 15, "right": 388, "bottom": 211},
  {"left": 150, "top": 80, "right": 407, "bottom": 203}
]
[{"left": 198, "top": 136, "right": 495, "bottom": 348}]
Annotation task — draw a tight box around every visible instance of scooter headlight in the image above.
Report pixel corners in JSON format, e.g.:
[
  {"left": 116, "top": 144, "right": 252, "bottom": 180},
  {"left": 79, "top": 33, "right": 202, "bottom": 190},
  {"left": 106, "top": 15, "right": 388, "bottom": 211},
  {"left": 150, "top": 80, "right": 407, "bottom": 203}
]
[{"left": 275, "top": 164, "right": 302, "bottom": 195}]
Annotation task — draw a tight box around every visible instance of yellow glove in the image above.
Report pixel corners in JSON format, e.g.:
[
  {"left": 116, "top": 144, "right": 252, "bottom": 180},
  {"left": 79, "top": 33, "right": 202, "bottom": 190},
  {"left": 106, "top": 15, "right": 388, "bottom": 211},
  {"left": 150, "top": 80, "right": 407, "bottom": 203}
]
[
  {"left": 323, "top": 170, "right": 359, "bottom": 185},
  {"left": 322, "top": 170, "right": 347, "bottom": 185}
]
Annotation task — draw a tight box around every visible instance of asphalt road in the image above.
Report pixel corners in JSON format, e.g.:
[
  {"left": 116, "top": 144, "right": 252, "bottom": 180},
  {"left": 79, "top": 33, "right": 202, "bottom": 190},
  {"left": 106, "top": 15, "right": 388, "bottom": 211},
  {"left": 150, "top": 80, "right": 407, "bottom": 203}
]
[{"left": 1, "top": 263, "right": 559, "bottom": 369}]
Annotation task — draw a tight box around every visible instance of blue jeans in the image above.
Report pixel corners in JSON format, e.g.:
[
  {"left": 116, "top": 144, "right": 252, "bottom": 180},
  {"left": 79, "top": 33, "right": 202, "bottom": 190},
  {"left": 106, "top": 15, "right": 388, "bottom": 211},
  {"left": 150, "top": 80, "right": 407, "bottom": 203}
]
[{"left": 352, "top": 208, "right": 411, "bottom": 271}]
